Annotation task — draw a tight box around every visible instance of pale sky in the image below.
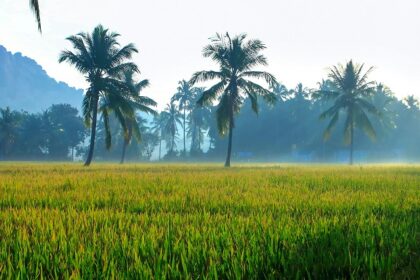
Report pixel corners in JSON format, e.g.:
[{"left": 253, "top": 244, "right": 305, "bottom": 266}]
[{"left": 1, "top": 0, "right": 419, "bottom": 108}]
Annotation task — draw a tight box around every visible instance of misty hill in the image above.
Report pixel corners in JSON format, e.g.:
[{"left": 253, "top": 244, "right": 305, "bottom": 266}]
[{"left": 0, "top": 45, "right": 83, "bottom": 113}]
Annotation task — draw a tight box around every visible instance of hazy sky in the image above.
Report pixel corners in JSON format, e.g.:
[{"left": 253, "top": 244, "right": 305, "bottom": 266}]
[{"left": 1, "top": 0, "right": 419, "bottom": 108}]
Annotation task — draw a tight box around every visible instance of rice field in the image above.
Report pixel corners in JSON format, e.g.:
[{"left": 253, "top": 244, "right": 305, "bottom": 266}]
[{"left": 0, "top": 163, "right": 418, "bottom": 279}]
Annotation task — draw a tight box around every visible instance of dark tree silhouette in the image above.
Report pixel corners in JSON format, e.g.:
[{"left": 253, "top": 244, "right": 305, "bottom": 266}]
[{"left": 190, "top": 33, "right": 277, "bottom": 167}]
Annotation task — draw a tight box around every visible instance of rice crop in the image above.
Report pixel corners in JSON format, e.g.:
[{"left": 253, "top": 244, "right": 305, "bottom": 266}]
[{"left": 0, "top": 163, "right": 418, "bottom": 279}]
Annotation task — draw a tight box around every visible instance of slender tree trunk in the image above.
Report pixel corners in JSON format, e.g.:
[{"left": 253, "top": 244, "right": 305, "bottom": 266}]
[
  {"left": 191, "top": 123, "right": 196, "bottom": 153},
  {"left": 120, "top": 126, "right": 132, "bottom": 164},
  {"left": 224, "top": 111, "right": 234, "bottom": 168},
  {"left": 197, "top": 124, "right": 200, "bottom": 151},
  {"left": 183, "top": 108, "right": 186, "bottom": 156},
  {"left": 350, "top": 119, "right": 354, "bottom": 165},
  {"left": 158, "top": 137, "right": 162, "bottom": 161},
  {"left": 120, "top": 139, "right": 128, "bottom": 164},
  {"left": 84, "top": 95, "right": 99, "bottom": 166}
]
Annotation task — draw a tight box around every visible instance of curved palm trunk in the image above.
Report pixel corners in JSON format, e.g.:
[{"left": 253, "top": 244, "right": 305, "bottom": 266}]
[
  {"left": 84, "top": 95, "right": 99, "bottom": 166},
  {"left": 224, "top": 112, "right": 234, "bottom": 168}
]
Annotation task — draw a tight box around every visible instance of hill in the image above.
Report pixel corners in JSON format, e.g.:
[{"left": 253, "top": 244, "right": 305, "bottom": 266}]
[{"left": 0, "top": 45, "right": 82, "bottom": 112}]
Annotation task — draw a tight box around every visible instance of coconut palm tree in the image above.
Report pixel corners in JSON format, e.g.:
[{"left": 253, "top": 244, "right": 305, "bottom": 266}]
[
  {"left": 292, "top": 83, "right": 310, "bottom": 99},
  {"left": 151, "top": 113, "right": 167, "bottom": 161},
  {"left": 29, "top": 0, "right": 42, "bottom": 32},
  {"left": 190, "top": 33, "right": 277, "bottom": 167},
  {"left": 271, "top": 83, "right": 292, "bottom": 101},
  {"left": 188, "top": 88, "right": 211, "bottom": 154},
  {"left": 59, "top": 25, "right": 138, "bottom": 166},
  {"left": 171, "top": 80, "right": 196, "bottom": 156},
  {"left": 317, "top": 60, "right": 381, "bottom": 165},
  {"left": 161, "top": 103, "right": 182, "bottom": 156},
  {"left": 405, "top": 95, "right": 419, "bottom": 111},
  {"left": 117, "top": 70, "right": 157, "bottom": 164}
]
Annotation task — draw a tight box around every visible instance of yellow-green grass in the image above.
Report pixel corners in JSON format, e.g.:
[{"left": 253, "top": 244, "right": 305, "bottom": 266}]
[{"left": 0, "top": 163, "right": 418, "bottom": 279}]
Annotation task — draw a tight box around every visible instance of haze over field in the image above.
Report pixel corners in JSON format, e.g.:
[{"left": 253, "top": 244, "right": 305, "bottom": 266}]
[{"left": 1, "top": 0, "right": 419, "bottom": 109}]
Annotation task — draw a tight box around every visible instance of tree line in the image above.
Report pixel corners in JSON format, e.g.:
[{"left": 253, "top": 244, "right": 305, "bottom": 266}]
[{"left": 4, "top": 16, "right": 420, "bottom": 166}]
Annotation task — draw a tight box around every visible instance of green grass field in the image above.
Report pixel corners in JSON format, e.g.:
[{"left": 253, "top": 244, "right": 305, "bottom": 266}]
[{"left": 0, "top": 163, "right": 418, "bottom": 279}]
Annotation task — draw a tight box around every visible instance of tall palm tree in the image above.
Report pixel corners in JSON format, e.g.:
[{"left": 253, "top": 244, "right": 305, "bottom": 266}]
[
  {"left": 29, "top": 0, "right": 42, "bottom": 32},
  {"left": 59, "top": 25, "right": 138, "bottom": 166},
  {"left": 117, "top": 70, "right": 157, "bottom": 164},
  {"left": 190, "top": 33, "right": 277, "bottom": 167},
  {"left": 151, "top": 113, "right": 167, "bottom": 161},
  {"left": 171, "top": 80, "right": 196, "bottom": 156},
  {"left": 317, "top": 60, "right": 381, "bottom": 165},
  {"left": 161, "top": 103, "right": 182, "bottom": 156},
  {"left": 188, "top": 88, "right": 211, "bottom": 153}
]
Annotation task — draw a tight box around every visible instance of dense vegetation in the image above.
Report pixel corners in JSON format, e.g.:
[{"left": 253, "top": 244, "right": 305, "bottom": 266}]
[
  {"left": 1, "top": 81, "right": 419, "bottom": 163},
  {"left": 0, "top": 163, "right": 418, "bottom": 278}
]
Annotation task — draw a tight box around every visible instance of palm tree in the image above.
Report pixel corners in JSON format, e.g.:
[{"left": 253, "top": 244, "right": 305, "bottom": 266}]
[
  {"left": 151, "top": 113, "right": 167, "bottom": 161},
  {"left": 115, "top": 70, "right": 157, "bottom": 164},
  {"left": 271, "top": 83, "right": 292, "bottom": 101},
  {"left": 190, "top": 33, "right": 277, "bottom": 167},
  {"left": 59, "top": 25, "right": 139, "bottom": 166},
  {"left": 292, "top": 83, "right": 310, "bottom": 99},
  {"left": 317, "top": 60, "right": 381, "bottom": 165},
  {"left": 171, "top": 80, "right": 196, "bottom": 156},
  {"left": 161, "top": 103, "right": 182, "bottom": 156},
  {"left": 405, "top": 95, "right": 419, "bottom": 111},
  {"left": 29, "top": 0, "right": 42, "bottom": 32},
  {"left": 188, "top": 88, "right": 211, "bottom": 154}
]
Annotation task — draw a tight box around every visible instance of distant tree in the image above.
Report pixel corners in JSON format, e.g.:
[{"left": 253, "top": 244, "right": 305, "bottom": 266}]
[
  {"left": 404, "top": 95, "right": 419, "bottom": 111},
  {"left": 59, "top": 25, "right": 139, "bottom": 166},
  {"left": 292, "top": 83, "right": 310, "bottom": 99},
  {"left": 161, "top": 103, "right": 182, "bottom": 157},
  {"left": 171, "top": 80, "right": 196, "bottom": 156},
  {"left": 43, "top": 104, "right": 86, "bottom": 160},
  {"left": 190, "top": 33, "right": 277, "bottom": 167},
  {"left": 102, "top": 70, "right": 157, "bottom": 164},
  {"left": 188, "top": 88, "right": 212, "bottom": 154},
  {"left": 0, "top": 107, "right": 21, "bottom": 158},
  {"left": 151, "top": 113, "right": 167, "bottom": 161},
  {"left": 16, "top": 112, "right": 46, "bottom": 158},
  {"left": 138, "top": 124, "right": 159, "bottom": 161},
  {"left": 371, "top": 84, "right": 397, "bottom": 131},
  {"left": 317, "top": 60, "right": 381, "bottom": 165},
  {"left": 271, "top": 83, "right": 292, "bottom": 101}
]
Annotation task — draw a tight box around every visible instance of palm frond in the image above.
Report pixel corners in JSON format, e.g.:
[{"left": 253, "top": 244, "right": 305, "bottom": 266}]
[
  {"left": 323, "top": 111, "right": 339, "bottom": 140},
  {"left": 189, "top": 71, "right": 224, "bottom": 85},
  {"left": 196, "top": 81, "right": 227, "bottom": 107},
  {"left": 29, "top": 0, "right": 42, "bottom": 32}
]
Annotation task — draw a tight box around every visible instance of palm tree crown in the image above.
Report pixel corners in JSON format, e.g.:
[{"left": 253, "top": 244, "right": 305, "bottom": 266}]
[
  {"left": 115, "top": 70, "right": 157, "bottom": 163},
  {"left": 190, "top": 32, "right": 277, "bottom": 166},
  {"left": 59, "top": 25, "right": 139, "bottom": 166},
  {"left": 161, "top": 103, "right": 182, "bottom": 155},
  {"left": 318, "top": 60, "right": 381, "bottom": 164},
  {"left": 171, "top": 80, "right": 197, "bottom": 155}
]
